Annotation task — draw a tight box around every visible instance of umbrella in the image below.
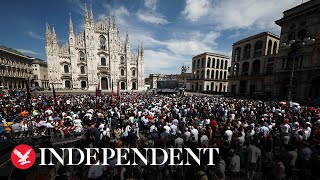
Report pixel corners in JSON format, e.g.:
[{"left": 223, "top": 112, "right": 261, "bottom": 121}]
[
  {"left": 292, "top": 102, "right": 300, "bottom": 106},
  {"left": 45, "top": 109, "right": 53, "bottom": 115},
  {"left": 53, "top": 117, "right": 61, "bottom": 121},
  {"left": 279, "top": 101, "right": 286, "bottom": 105}
]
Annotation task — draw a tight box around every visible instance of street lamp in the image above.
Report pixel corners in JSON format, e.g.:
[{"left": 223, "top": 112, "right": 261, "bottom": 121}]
[{"left": 281, "top": 32, "right": 315, "bottom": 102}]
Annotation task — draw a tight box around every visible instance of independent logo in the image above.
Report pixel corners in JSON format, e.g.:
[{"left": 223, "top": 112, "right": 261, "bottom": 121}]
[{"left": 10, "top": 144, "right": 36, "bottom": 170}]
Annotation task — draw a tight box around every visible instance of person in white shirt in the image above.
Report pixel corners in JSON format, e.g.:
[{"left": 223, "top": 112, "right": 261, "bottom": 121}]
[
  {"left": 224, "top": 128, "right": 233, "bottom": 142},
  {"left": 164, "top": 123, "right": 171, "bottom": 134},
  {"left": 174, "top": 135, "right": 184, "bottom": 148},
  {"left": 190, "top": 127, "right": 198, "bottom": 142},
  {"left": 200, "top": 134, "right": 209, "bottom": 147},
  {"left": 170, "top": 123, "right": 177, "bottom": 136},
  {"left": 98, "top": 121, "right": 105, "bottom": 132},
  {"left": 184, "top": 128, "right": 191, "bottom": 143},
  {"left": 229, "top": 150, "right": 240, "bottom": 180},
  {"left": 246, "top": 141, "right": 261, "bottom": 180}
]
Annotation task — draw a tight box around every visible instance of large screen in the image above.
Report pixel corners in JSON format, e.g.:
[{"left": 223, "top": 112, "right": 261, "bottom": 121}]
[{"left": 157, "top": 80, "right": 179, "bottom": 89}]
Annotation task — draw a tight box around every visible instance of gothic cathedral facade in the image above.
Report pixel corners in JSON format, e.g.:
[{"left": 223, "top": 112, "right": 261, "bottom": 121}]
[{"left": 45, "top": 4, "right": 144, "bottom": 90}]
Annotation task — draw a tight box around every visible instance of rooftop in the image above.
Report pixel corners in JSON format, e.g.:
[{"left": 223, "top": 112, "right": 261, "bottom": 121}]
[
  {"left": 233, "top": 32, "right": 279, "bottom": 46},
  {"left": 276, "top": 0, "right": 320, "bottom": 25},
  {"left": 193, "top": 52, "right": 229, "bottom": 59},
  {"left": 0, "top": 45, "right": 32, "bottom": 59}
]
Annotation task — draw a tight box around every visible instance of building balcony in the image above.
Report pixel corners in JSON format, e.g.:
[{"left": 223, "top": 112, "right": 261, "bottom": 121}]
[
  {"left": 78, "top": 73, "right": 87, "bottom": 78},
  {"left": 97, "top": 65, "right": 109, "bottom": 71},
  {"left": 77, "top": 61, "right": 87, "bottom": 66},
  {"left": 61, "top": 72, "right": 72, "bottom": 78}
]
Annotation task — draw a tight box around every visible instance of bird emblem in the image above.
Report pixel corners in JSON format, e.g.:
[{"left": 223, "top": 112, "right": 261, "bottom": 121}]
[{"left": 13, "top": 148, "right": 32, "bottom": 165}]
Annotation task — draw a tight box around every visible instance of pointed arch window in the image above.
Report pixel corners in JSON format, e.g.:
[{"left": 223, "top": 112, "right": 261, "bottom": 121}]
[
  {"left": 101, "top": 57, "right": 106, "bottom": 66},
  {"left": 100, "top": 35, "right": 106, "bottom": 50},
  {"left": 120, "top": 56, "right": 125, "bottom": 65},
  {"left": 80, "top": 66, "right": 85, "bottom": 74},
  {"left": 132, "top": 69, "right": 136, "bottom": 76},
  {"left": 79, "top": 51, "right": 85, "bottom": 61},
  {"left": 64, "top": 65, "right": 69, "bottom": 73}
]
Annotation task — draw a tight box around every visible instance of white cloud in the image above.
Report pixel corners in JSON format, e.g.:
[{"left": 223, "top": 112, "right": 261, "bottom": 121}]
[
  {"left": 144, "top": 0, "right": 157, "bottom": 10},
  {"left": 136, "top": 0, "right": 169, "bottom": 25},
  {"left": 16, "top": 48, "right": 39, "bottom": 55},
  {"left": 27, "top": 31, "right": 45, "bottom": 40},
  {"left": 182, "top": 0, "right": 302, "bottom": 31},
  {"left": 144, "top": 50, "right": 190, "bottom": 75},
  {"left": 182, "top": 0, "right": 210, "bottom": 22},
  {"left": 136, "top": 11, "right": 168, "bottom": 25}
]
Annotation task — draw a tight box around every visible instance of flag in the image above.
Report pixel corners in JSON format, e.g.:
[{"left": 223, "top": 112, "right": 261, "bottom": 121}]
[
  {"left": 96, "top": 83, "right": 100, "bottom": 97},
  {"left": 111, "top": 79, "right": 115, "bottom": 105},
  {"left": 52, "top": 83, "right": 57, "bottom": 105},
  {"left": 117, "top": 82, "right": 121, "bottom": 100},
  {"left": 26, "top": 79, "right": 31, "bottom": 111}
]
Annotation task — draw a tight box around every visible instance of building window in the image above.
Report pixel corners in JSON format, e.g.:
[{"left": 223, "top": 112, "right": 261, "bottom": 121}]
[
  {"left": 206, "top": 69, "right": 210, "bottom": 79},
  {"left": 121, "top": 69, "right": 125, "bottom": 76},
  {"left": 266, "top": 63, "right": 273, "bottom": 75},
  {"left": 212, "top": 58, "right": 215, "bottom": 68},
  {"left": 216, "top": 59, "right": 219, "bottom": 68},
  {"left": 234, "top": 47, "right": 241, "bottom": 61},
  {"left": 193, "top": 60, "right": 196, "bottom": 69},
  {"left": 80, "top": 66, "right": 85, "bottom": 74},
  {"left": 64, "top": 65, "right": 69, "bottom": 73},
  {"left": 252, "top": 60, "right": 260, "bottom": 75},
  {"left": 220, "top": 59, "right": 223, "bottom": 69},
  {"left": 215, "top": 70, "right": 219, "bottom": 79},
  {"left": 132, "top": 69, "right": 136, "bottom": 76},
  {"left": 273, "top": 42, "right": 278, "bottom": 54},
  {"left": 254, "top": 41, "right": 263, "bottom": 57},
  {"left": 233, "top": 63, "right": 239, "bottom": 76},
  {"left": 211, "top": 70, "right": 214, "bottom": 79},
  {"left": 220, "top": 71, "right": 223, "bottom": 80},
  {"left": 224, "top": 71, "right": 227, "bottom": 79},
  {"left": 100, "top": 35, "right": 106, "bottom": 49},
  {"left": 242, "top": 62, "right": 249, "bottom": 75},
  {"left": 201, "top": 70, "right": 204, "bottom": 79},
  {"left": 101, "top": 57, "right": 106, "bottom": 66},
  {"left": 197, "top": 59, "right": 200, "bottom": 68},
  {"left": 224, "top": 60, "right": 228, "bottom": 70},
  {"left": 201, "top": 58, "right": 205, "bottom": 68},
  {"left": 79, "top": 51, "right": 85, "bottom": 61},
  {"left": 120, "top": 56, "right": 125, "bottom": 64},
  {"left": 267, "top": 40, "right": 272, "bottom": 55},
  {"left": 244, "top": 44, "right": 251, "bottom": 59},
  {"left": 207, "top": 57, "right": 211, "bottom": 68}
]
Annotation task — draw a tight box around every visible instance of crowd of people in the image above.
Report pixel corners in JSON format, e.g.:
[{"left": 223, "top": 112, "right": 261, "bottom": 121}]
[{"left": 1, "top": 91, "right": 320, "bottom": 180}]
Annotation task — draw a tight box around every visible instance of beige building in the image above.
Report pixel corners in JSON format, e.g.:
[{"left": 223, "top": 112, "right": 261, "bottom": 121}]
[
  {"left": 0, "top": 46, "right": 33, "bottom": 88},
  {"left": 31, "top": 59, "right": 49, "bottom": 89},
  {"left": 228, "top": 32, "right": 280, "bottom": 96},
  {"left": 273, "top": 0, "right": 320, "bottom": 102},
  {"left": 190, "top": 52, "right": 229, "bottom": 92}
]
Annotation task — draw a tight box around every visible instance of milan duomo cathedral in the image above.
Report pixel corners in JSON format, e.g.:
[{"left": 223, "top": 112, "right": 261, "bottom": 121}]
[{"left": 45, "top": 4, "right": 144, "bottom": 90}]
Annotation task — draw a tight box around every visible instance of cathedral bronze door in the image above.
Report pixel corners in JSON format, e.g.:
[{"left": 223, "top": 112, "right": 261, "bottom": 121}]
[{"left": 101, "top": 78, "right": 108, "bottom": 90}]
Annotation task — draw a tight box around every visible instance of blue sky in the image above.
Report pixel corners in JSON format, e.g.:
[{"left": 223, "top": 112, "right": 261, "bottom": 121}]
[{"left": 0, "top": 0, "right": 304, "bottom": 75}]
